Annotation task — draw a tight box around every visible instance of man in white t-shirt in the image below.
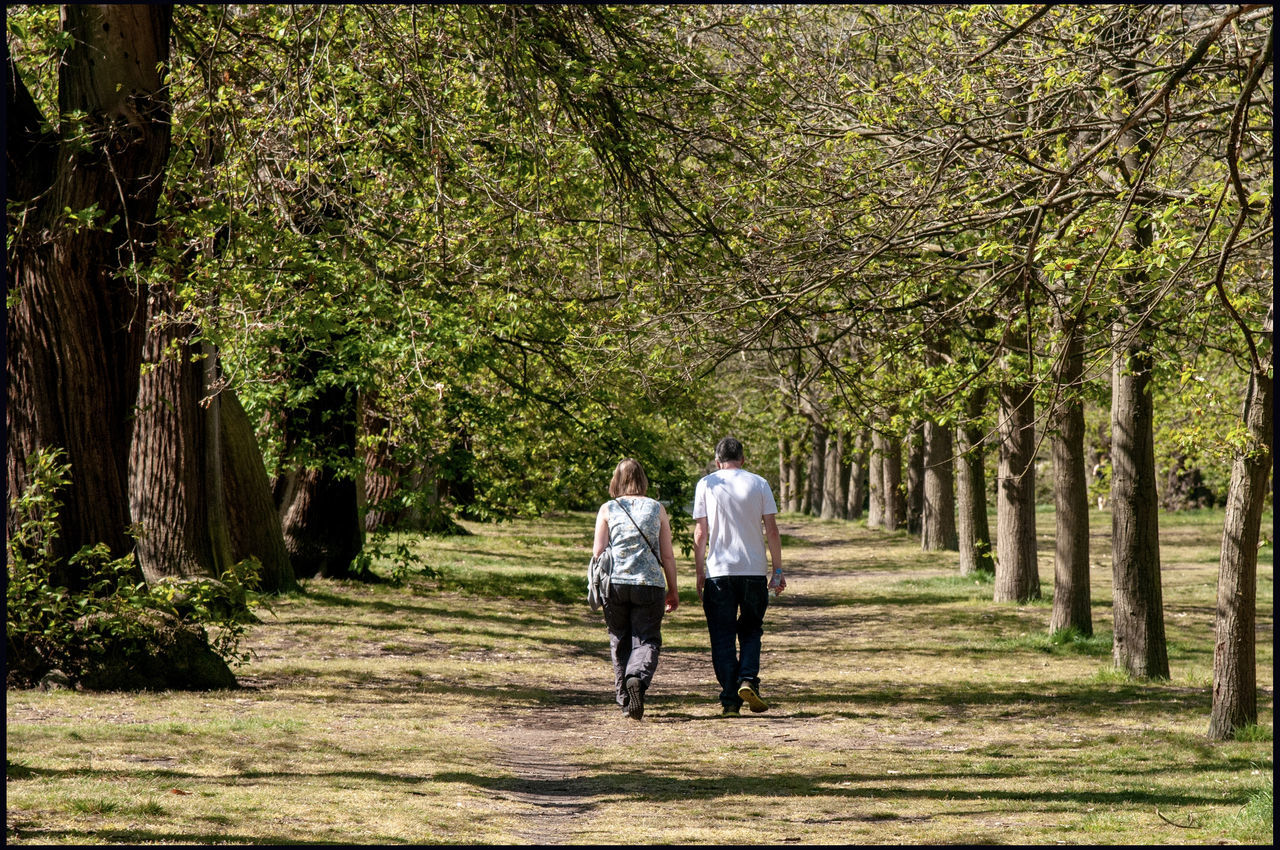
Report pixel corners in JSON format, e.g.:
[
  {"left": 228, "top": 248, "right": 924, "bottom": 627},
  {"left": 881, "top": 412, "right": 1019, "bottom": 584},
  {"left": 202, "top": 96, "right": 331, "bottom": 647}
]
[{"left": 692, "top": 437, "right": 785, "bottom": 716}]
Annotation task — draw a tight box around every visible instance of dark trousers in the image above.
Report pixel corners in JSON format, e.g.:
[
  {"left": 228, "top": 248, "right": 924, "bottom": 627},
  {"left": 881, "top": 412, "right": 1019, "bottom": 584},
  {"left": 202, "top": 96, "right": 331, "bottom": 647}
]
[
  {"left": 602, "top": 583, "right": 666, "bottom": 708},
  {"left": 702, "top": 575, "right": 770, "bottom": 709}
]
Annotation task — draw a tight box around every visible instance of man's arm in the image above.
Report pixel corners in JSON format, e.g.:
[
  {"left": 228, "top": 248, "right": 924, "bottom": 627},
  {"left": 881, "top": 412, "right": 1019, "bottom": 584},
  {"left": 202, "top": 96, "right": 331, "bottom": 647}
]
[
  {"left": 693, "top": 516, "right": 709, "bottom": 601},
  {"left": 763, "top": 513, "right": 785, "bottom": 594}
]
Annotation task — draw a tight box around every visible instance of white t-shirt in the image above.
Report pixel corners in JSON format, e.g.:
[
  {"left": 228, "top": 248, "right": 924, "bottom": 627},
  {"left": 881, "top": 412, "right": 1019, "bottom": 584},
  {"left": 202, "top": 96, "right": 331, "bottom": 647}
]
[{"left": 692, "top": 467, "right": 778, "bottom": 577}]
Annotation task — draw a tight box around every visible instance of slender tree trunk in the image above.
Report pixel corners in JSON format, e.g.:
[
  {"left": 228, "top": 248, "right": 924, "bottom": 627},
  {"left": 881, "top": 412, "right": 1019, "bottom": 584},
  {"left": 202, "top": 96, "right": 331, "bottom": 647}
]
[
  {"left": 1208, "top": 359, "right": 1272, "bottom": 738},
  {"left": 788, "top": 431, "right": 805, "bottom": 514},
  {"left": 995, "top": 377, "right": 1040, "bottom": 602},
  {"left": 807, "top": 421, "right": 827, "bottom": 517},
  {"left": 868, "top": 429, "right": 886, "bottom": 528},
  {"left": 922, "top": 419, "right": 958, "bottom": 551},
  {"left": 778, "top": 435, "right": 791, "bottom": 512},
  {"left": 1109, "top": 323, "right": 1168, "bottom": 677},
  {"left": 1049, "top": 314, "right": 1092, "bottom": 635},
  {"left": 884, "top": 433, "right": 905, "bottom": 530},
  {"left": 821, "top": 429, "right": 843, "bottom": 520},
  {"left": 5, "top": 7, "right": 172, "bottom": 587},
  {"left": 847, "top": 429, "right": 868, "bottom": 520},
  {"left": 906, "top": 423, "right": 925, "bottom": 535},
  {"left": 956, "top": 388, "right": 994, "bottom": 574},
  {"left": 1108, "top": 6, "right": 1168, "bottom": 679},
  {"left": 220, "top": 390, "right": 296, "bottom": 593}
]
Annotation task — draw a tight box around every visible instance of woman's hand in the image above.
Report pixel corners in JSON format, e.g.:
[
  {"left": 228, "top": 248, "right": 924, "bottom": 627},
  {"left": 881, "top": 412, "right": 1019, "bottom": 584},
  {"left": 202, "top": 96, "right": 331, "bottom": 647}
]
[{"left": 664, "top": 586, "right": 679, "bottom": 613}]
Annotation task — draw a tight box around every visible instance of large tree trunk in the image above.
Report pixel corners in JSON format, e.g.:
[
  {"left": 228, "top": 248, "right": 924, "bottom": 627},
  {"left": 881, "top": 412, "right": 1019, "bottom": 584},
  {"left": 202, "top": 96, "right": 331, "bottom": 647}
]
[
  {"left": 129, "top": 291, "right": 228, "bottom": 584},
  {"left": 271, "top": 352, "right": 364, "bottom": 579},
  {"left": 846, "top": 429, "right": 868, "bottom": 520},
  {"left": 1208, "top": 359, "right": 1272, "bottom": 738},
  {"left": 276, "top": 466, "right": 363, "bottom": 579},
  {"left": 821, "top": 428, "right": 842, "bottom": 520},
  {"left": 995, "top": 376, "right": 1040, "bottom": 603},
  {"left": 1049, "top": 313, "right": 1092, "bottom": 635},
  {"left": 956, "top": 388, "right": 994, "bottom": 574},
  {"left": 220, "top": 390, "right": 296, "bottom": 594},
  {"left": 906, "top": 423, "right": 925, "bottom": 535},
  {"left": 922, "top": 419, "right": 958, "bottom": 551},
  {"left": 5, "top": 7, "right": 172, "bottom": 587}
]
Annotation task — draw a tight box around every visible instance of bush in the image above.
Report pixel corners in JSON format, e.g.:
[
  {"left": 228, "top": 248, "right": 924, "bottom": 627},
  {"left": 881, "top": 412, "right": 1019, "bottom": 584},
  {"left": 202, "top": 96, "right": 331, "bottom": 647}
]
[{"left": 6, "top": 449, "right": 256, "bottom": 690}]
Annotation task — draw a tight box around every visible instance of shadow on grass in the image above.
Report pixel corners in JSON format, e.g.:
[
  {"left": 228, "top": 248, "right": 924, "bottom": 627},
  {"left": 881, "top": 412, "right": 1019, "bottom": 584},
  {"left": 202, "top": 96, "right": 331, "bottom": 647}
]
[
  {"left": 9, "top": 828, "right": 337, "bottom": 845},
  {"left": 428, "top": 764, "right": 1232, "bottom": 810}
]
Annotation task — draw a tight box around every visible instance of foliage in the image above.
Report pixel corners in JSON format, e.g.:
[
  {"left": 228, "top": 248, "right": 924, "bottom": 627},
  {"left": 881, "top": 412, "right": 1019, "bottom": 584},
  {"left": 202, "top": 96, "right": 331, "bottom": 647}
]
[{"left": 6, "top": 450, "right": 259, "bottom": 687}]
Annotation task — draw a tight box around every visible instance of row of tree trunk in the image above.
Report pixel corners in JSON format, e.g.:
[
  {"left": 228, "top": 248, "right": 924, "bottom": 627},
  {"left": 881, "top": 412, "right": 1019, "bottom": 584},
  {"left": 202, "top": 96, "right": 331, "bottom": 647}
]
[{"left": 775, "top": 294, "right": 1269, "bottom": 740}]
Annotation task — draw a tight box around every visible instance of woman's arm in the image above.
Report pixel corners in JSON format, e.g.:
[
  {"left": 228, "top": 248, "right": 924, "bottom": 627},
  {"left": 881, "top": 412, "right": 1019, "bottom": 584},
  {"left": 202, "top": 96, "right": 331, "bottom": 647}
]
[
  {"left": 593, "top": 507, "right": 610, "bottom": 557},
  {"left": 659, "top": 506, "right": 679, "bottom": 612}
]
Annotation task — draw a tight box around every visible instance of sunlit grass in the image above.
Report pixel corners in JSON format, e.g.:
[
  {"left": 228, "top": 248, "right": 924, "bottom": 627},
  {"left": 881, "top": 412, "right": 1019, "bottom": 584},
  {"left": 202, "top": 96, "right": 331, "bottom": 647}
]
[{"left": 7, "top": 507, "right": 1272, "bottom": 844}]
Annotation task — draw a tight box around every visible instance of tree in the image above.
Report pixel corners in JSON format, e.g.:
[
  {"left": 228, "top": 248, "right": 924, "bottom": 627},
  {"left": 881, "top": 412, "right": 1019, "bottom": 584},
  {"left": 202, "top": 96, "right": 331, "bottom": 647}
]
[{"left": 7, "top": 5, "right": 172, "bottom": 587}]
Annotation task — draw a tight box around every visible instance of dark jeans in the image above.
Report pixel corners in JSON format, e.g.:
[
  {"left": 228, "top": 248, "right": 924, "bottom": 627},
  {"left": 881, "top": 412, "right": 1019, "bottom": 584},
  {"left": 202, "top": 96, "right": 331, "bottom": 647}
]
[
  {"left": 602, "top": 583, "right": 666, "bottom": 708},
  {"left": 702, "top": 575, "right": 770, "bottom": 709}
]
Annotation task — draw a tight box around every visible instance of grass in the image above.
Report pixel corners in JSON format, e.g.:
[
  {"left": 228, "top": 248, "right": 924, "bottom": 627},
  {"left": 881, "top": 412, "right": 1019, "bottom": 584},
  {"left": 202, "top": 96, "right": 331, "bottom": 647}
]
[{"left": 6, "top": 506, "right": 1273, "bottom": 844}]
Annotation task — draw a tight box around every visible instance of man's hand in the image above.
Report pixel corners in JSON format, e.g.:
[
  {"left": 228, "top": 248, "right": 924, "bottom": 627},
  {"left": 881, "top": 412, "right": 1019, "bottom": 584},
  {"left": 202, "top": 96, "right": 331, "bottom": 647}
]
[{"left": 664, "top": 586, "right": 679, "bottom": 613}]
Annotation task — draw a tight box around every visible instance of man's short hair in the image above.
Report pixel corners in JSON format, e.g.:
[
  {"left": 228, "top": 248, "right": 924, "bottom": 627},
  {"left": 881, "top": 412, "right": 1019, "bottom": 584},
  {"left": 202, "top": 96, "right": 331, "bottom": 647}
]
[{"left": 715, "top": 437, "right": 744, "bottom": 463}]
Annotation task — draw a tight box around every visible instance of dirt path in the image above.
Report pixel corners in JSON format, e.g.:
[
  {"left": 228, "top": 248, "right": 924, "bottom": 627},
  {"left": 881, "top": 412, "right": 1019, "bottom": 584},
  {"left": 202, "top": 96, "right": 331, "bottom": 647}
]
[{"left": 487, "top": 519, "right": 841, "bottom": 842}]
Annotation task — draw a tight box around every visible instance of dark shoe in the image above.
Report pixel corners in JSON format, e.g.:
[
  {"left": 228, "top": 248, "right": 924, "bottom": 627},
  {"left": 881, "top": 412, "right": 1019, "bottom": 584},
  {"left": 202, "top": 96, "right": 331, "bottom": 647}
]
[
  {"left": 721, "top": 704, "right": 740, "bottom": 717},
  {"left": 737, "top": 681, "right": 769, "bottom": 713},
  {"left": 625, "top": 676, "right": 644, "bottom": 720}
]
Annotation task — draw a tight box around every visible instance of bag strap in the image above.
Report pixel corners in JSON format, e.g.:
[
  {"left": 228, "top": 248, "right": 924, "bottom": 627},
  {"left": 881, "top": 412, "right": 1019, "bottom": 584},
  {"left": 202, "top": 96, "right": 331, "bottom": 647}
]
[{"left": 615, "top": 498, "right": 662, "bottom": 564}]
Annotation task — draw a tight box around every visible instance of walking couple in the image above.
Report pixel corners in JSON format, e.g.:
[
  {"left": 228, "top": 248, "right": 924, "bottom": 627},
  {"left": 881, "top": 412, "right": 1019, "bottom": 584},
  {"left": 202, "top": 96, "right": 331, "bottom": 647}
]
[{"left": 591, "top": 437, "right": 786, "bottom": 720}]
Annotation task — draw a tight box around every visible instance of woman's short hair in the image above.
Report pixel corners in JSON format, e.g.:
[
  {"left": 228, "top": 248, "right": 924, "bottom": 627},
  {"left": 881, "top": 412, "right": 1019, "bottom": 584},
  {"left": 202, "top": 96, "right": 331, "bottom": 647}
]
[{"left": 609, "top": 458, "right": 649, "bottom": 498}]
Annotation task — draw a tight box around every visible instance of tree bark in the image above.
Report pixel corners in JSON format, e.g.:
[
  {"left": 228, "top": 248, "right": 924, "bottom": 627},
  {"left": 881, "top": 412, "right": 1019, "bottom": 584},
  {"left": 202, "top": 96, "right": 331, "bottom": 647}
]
[
  {"left": 847, "top": 429, "right": 868, "bottom": 520},
  {"left": 271, "top": 351, "right": 364, "bottom": 580},
  {"left": 277, "top": 466, "right": 363, "bottom": 579},
  {"left": 787, "top": 432, "right": 805, "bottom": 514},
  {"left": 777, "top": 434, "right": 791, "bottom": 512},
  {"left": 128, "top": 290, "right": 228, "bottom": 584},
  {"left": 807, "top": 420, "right": 827, "bottom": 516},
  {"left": 6, "top": 6, "right": 172, "bottom": 587},
  {"left": 922, "top": 418, "right": 958, "bottom": 551},
  {"left": 220, "top": 390, "right": 296, "bottom": 594},
  {"left": 906, "top": 423, "right": 925, "bottom": 535},
  {"left": 1107, "top": 3, "right": 1168, "bottom": 679},
  {"left": 884, "top": 433, "right": 905, "bottom": 530},
  {"left": 995, "top": 376, "right": 1040, "bottom": 602},
  {"left": 821, "top": 428, "right": 843, "bottom": 519},
  {"left": 836, "top": 430, "right": 852, "bottom": 520},
  {"left": 1208, "top": 362, "right": 1272, "bottom": 738},
  {"left": 956, "top": 387, "right": 994, "bottom": 574},
  {"left": 868, "top": 428, "right": 886, "bottom": 528},
  {"left": 1109, "top": 328, "right": 1168, "bottom": 677},
  {"left": 1049, "top": 312, "right": 1092, "bottom": 635}
]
